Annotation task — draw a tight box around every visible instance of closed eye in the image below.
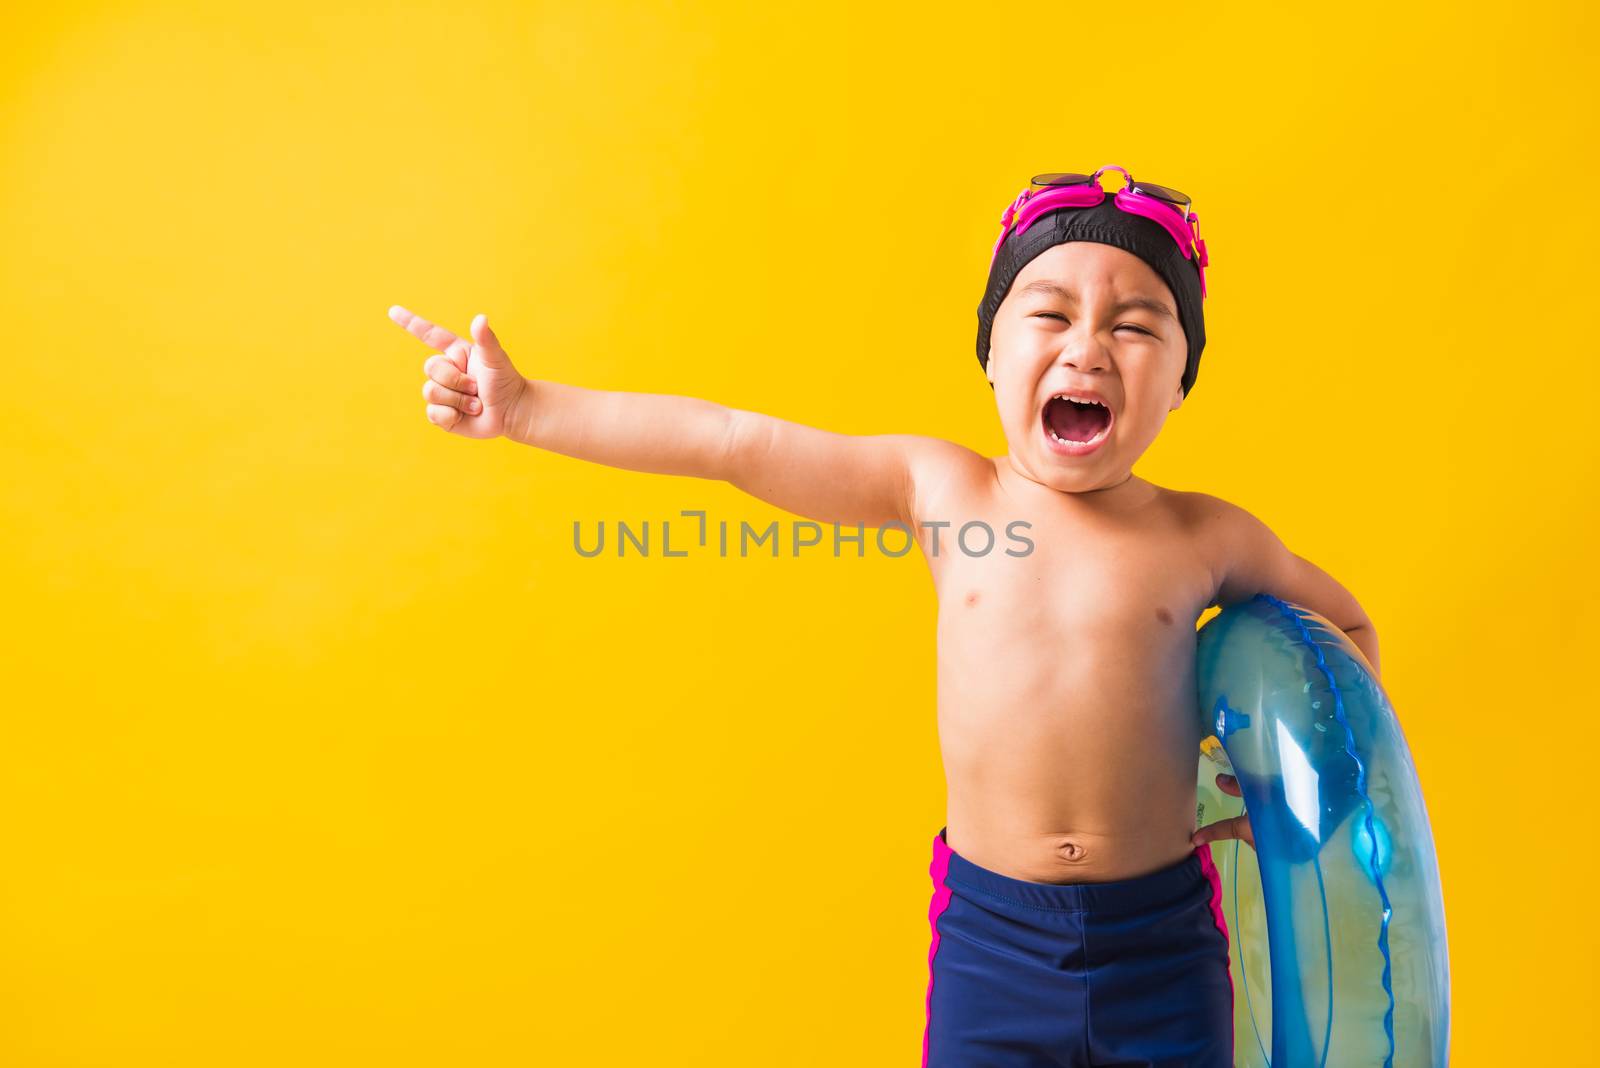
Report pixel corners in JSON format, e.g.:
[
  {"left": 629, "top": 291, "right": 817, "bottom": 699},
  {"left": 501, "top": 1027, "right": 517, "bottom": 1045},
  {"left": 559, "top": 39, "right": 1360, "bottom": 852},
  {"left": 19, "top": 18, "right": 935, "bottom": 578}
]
[{"left": 1032, "top": 313, "right": 1153, "bottom": 335}]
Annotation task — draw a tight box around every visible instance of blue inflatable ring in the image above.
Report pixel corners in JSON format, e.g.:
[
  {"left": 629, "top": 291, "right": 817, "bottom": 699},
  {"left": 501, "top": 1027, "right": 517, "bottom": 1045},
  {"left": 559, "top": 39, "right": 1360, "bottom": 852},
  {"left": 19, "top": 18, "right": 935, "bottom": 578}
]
[{"left": 1194, "top": 594, "right": 1451, "bottom": 1067}]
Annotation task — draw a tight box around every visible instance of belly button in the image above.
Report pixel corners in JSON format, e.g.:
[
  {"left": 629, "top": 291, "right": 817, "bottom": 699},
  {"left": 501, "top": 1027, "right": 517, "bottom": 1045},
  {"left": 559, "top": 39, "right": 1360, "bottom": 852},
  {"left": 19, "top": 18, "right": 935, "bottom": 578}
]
[{"left": 1057, "top": 839, "right": 1088, "bottom": 863}]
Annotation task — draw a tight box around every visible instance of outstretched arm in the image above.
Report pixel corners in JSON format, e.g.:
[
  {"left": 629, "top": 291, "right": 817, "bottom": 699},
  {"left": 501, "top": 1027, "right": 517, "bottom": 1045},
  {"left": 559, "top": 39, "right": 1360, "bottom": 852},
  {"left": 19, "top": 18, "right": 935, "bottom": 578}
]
[
  {"left": 392, "top": 305, "right": 970, "bottom": 531},
  {"left": 1193, "top": 493, "right": 1381, "bottom": 677},
  {"left": 509, "top": 377, "right": 954, "bottom": 529}
]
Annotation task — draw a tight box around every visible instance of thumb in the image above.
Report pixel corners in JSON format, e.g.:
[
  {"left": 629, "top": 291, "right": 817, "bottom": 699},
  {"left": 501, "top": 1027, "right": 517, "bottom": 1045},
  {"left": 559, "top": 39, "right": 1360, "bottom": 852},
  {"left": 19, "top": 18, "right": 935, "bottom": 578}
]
[{"left": 470, "top": 313, "right": 515, "bottom": 371}]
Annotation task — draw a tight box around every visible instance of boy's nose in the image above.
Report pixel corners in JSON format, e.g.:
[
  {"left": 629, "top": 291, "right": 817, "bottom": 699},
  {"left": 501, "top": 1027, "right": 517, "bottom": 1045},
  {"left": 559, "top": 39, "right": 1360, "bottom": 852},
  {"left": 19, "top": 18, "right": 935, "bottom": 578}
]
[{"left": 1057, "top": 341, "right": 1111, "bottom": 374}]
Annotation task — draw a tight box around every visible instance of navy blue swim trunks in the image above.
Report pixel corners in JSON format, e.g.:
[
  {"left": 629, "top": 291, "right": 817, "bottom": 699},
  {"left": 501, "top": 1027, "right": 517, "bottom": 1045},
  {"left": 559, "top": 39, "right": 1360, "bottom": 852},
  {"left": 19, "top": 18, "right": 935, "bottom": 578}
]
[{"left": 922, "top": 827, "right": 1234, "bottom": 1068}]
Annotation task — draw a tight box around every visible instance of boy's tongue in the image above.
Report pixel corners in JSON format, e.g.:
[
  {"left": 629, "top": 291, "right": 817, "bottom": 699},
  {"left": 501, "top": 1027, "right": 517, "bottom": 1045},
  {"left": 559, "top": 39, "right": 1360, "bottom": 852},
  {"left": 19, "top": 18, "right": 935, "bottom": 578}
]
[{"left": 1046, "top": 397, "right": 1110, "bottom": 442}]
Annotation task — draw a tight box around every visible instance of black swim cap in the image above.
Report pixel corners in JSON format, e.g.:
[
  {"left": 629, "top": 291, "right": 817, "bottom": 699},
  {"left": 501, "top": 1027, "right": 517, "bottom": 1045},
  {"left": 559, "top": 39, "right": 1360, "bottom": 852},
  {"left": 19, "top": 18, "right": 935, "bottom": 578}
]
[{"left": 975, "top": 192, "right": 1207, "bottom": 398}]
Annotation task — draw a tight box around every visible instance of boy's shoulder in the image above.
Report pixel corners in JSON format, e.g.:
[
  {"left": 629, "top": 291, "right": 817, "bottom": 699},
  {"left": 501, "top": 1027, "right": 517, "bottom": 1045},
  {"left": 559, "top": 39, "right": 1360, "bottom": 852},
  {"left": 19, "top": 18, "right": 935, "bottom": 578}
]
[
  {"left": 899, "top": 436, "right": 998, "bottom": 517},
  {"left": 1162, "top": 489, "right": 1280, "bottom": 589},
  {"left": 1164, "top": 488, "right": 1266, "bottom": 534},
  {"left": 896, "top": 435, "right": 995, "bottom": 483},
  {"left": 1166, "top": 490, "right": 1330, "bottom": 612}
]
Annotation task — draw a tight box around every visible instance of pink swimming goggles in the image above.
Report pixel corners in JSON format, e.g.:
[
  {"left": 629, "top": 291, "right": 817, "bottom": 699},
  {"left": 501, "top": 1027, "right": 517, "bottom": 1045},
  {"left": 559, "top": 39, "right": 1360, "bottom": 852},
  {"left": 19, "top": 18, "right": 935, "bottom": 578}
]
[{"left": 989, "top": 165, "right": 1209, "bottom": 298}]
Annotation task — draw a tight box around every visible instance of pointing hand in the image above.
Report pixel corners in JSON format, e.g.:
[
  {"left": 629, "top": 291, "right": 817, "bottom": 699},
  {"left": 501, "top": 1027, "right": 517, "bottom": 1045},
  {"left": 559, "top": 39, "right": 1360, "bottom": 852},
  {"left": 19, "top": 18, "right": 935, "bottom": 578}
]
[{"left": 389, "top": 306, "right": 528, "bottom": 440}]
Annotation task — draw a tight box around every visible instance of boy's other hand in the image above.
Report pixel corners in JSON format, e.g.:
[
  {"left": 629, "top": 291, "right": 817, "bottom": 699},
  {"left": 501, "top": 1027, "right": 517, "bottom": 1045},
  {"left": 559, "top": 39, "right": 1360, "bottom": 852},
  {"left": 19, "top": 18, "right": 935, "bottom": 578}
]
[
  {"left": 389, "top": 306, "right": 529, "bottom": 439},
  {"left": 1192, "top": 773, "right": 1255, "bottom": 850}
]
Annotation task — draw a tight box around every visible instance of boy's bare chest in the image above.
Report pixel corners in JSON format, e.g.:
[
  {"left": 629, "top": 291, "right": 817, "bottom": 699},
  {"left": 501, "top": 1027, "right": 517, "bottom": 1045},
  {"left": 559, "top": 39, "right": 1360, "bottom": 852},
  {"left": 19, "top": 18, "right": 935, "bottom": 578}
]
[{"left": 923, "top": 493, "right": 1218, "bottom": 631}]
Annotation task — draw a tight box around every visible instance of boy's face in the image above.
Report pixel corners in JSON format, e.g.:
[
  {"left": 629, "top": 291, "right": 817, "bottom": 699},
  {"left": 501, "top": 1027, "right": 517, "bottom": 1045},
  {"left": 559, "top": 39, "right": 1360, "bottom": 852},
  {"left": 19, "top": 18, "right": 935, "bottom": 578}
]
[{"left": 986, "top": 242, "right": 1188, "bottom": 494}]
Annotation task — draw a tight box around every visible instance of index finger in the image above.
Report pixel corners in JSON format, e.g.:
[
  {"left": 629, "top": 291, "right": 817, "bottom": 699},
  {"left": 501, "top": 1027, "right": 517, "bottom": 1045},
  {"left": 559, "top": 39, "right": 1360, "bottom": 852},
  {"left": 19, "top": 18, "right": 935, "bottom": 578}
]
[{"left": 388, "top": 305, "right": 463, "bottom": 353}]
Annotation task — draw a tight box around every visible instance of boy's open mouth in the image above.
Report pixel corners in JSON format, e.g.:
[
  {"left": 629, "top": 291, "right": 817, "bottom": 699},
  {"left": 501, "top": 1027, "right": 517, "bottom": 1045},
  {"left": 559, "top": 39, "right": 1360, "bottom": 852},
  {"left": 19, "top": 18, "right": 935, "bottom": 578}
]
[{"left": 1042, "top": 394, "right": 1113, "bottom": 450}]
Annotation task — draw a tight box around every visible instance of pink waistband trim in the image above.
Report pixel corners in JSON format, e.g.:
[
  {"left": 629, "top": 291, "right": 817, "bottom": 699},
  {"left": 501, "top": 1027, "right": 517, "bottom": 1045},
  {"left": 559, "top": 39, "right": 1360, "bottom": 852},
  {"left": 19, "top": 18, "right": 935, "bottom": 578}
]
[
  {"left": 1194, "top": 842, "right": 1235, "bottom": 1052},
  {"left": 923, "top": 830, "right": 955, "bottom": 1067}
]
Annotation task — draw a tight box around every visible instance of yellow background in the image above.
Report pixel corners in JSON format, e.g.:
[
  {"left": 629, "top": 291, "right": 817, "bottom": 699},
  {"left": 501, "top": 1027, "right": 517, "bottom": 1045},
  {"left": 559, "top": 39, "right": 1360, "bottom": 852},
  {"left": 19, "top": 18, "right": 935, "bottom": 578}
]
[{"left": 2, "top": 2, "right": 1595, "bottom": 1064}]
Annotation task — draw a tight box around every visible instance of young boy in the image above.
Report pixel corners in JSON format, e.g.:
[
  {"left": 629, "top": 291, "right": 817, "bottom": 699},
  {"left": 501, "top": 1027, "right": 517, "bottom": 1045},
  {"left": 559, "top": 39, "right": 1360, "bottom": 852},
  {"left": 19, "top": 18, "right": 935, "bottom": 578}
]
[{"left": 389, "top": 167, "right": 1379, "bottom": 1067}]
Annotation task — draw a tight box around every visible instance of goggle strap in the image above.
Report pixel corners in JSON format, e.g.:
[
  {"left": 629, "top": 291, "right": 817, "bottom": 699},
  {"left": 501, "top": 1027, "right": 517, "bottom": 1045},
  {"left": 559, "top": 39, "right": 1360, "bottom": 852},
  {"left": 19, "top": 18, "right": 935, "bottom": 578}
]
[{"left": 1190, "top": 211, "right": 1208, "bottom": 298}]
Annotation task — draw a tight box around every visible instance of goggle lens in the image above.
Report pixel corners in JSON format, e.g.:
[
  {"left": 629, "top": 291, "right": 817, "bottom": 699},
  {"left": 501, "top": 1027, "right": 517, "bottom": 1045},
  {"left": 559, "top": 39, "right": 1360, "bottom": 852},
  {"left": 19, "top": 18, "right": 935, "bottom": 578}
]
[
  {"left": 1130, "top": 180, "right": 1192, "bottom": 214},
  {"left": 1030, "top": 172, "right": 1098, "bottom": 188}
]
